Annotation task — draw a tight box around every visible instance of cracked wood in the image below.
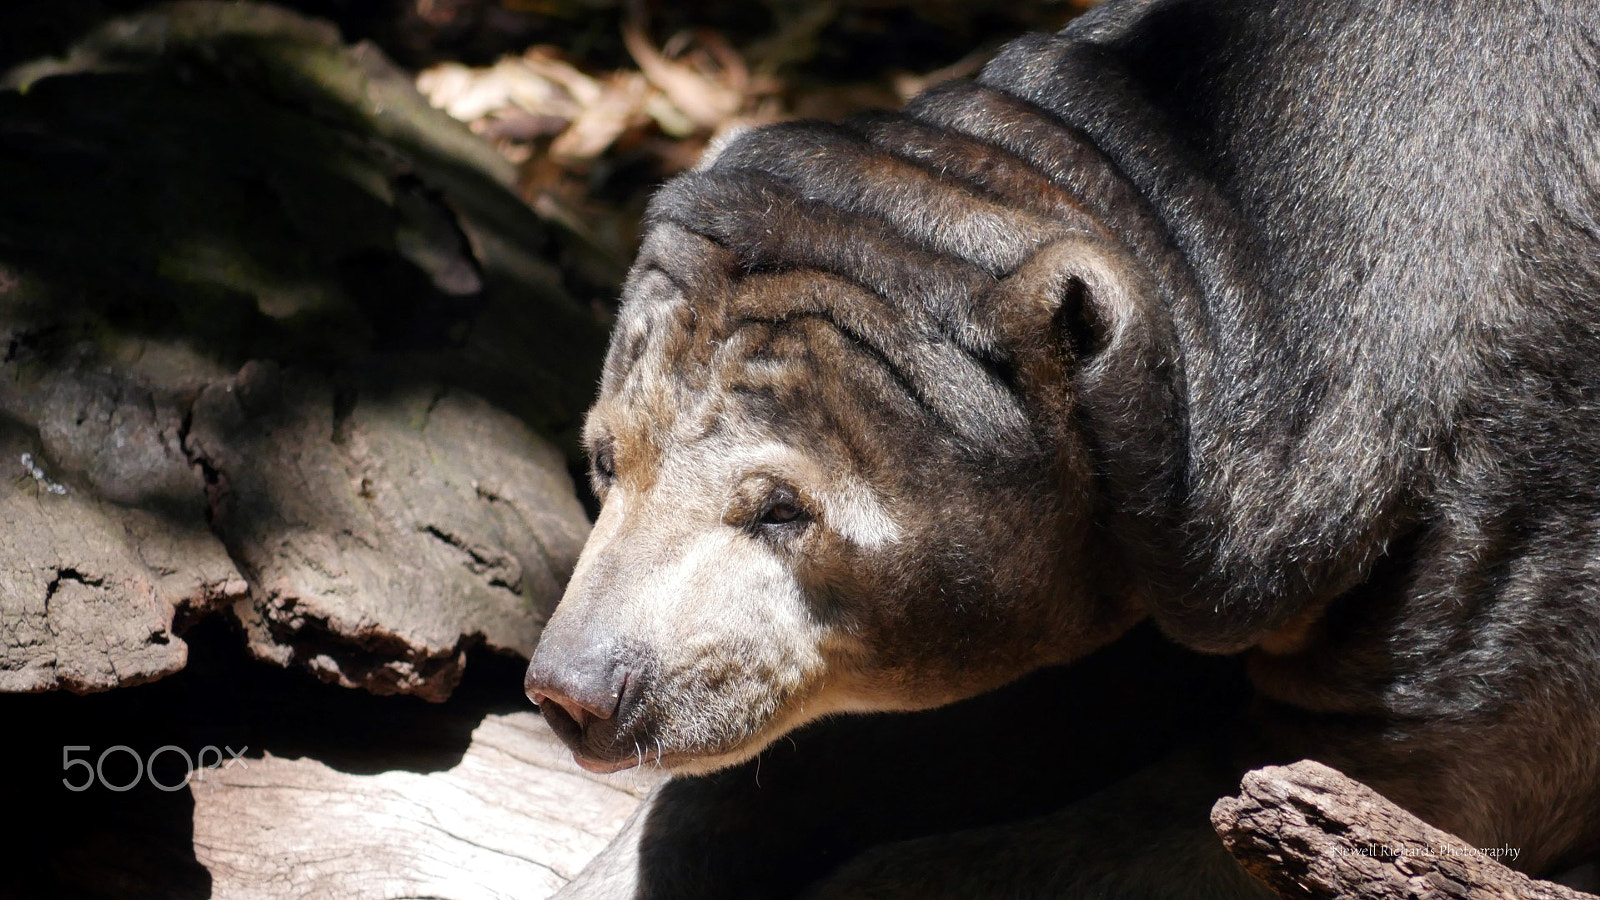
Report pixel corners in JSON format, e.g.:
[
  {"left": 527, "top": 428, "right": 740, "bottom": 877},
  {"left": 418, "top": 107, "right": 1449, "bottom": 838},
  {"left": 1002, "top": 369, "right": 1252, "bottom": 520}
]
[
  {"left": 191, "top": 710, "right": 662, "bottom": 900},
  {"left": 1211, "top": 761, "right": 1599, "bottom": 900}
]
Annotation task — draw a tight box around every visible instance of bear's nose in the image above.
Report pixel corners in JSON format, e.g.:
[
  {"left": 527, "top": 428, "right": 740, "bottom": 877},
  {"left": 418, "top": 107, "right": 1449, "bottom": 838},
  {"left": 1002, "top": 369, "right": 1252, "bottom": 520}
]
[{"left": 524, "top": 647, "right": 629, "bottom": 734}]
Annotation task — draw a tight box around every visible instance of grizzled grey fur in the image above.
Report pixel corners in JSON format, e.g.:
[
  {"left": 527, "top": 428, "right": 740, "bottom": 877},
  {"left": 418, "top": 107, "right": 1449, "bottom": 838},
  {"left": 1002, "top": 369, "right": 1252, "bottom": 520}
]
[{"left": 528, "top": 0, "right": 1600, "bottom": 896}]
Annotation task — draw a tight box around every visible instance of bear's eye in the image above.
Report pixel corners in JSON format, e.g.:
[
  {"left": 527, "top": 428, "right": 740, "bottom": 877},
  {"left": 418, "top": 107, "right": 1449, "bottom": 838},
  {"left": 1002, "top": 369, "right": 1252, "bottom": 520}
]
[
  {"left": 761, "top": 502, "right": 803, "bottom": 524},
  {"left": 755, "top": 487, "right": 809, "bottom": 529},
  {"left": 592, "top": 446, "right": 616, "bottom": 485}
]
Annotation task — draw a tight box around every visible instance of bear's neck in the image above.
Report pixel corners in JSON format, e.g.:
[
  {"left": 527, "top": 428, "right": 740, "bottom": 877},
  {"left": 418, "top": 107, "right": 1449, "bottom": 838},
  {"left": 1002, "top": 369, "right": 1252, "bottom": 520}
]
[{"left": 978, "top": 24, "right": 1437, "bottom": 653}]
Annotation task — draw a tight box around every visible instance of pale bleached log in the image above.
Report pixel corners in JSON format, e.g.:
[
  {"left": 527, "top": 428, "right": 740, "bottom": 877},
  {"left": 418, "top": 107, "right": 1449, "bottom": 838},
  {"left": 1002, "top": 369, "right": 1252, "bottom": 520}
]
[{"left": 192, "top": 710, "right": 663, "bottom": 900}]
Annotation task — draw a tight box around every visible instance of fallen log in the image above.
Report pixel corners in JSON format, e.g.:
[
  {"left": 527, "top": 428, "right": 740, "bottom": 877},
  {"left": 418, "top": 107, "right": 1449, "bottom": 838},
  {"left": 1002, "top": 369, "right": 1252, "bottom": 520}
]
[
  {"left": 0, "top": 0, "right": 606, "bottom": 699},
  {"left": 192, "top": 710, "right": 662, "bottom": 899},
  {"left": 1211, "top": 760, "right": 1597, "bottom": 900}
]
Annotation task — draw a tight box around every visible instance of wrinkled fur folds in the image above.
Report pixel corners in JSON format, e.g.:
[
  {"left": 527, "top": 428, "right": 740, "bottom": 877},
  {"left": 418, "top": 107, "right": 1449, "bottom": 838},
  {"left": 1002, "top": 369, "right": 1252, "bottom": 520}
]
[{"left": 579, "top": 0, "right": 1600, "bottom": 882}]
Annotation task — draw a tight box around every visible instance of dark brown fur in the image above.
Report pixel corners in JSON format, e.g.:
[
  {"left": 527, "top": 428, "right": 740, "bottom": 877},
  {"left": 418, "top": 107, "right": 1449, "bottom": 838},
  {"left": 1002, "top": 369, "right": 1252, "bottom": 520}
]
[{"left": 529, "top": 0, "right": 1600, "bottom": 895}]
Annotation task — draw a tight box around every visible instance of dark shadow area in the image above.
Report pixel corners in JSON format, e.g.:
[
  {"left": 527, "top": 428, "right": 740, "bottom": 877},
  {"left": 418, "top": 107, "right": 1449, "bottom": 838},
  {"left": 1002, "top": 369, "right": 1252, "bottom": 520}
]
[
  {"left": 0, "top": 0, "right": 1076, "bottom": 83},
  {"left": 0, "top": 0, "right": 603, "bottom": 723},
  {"left": 627, "top": 623, "right": 1251, "bottom": 899},
  {"left": 0, "top": 0, "right": 151, "bottom": 72},
  {"left": 0, "top": 615, "right": 536, "bottom": 898},
  {"left": 0, "top": 8, "right": 609, "bottom": 456}
]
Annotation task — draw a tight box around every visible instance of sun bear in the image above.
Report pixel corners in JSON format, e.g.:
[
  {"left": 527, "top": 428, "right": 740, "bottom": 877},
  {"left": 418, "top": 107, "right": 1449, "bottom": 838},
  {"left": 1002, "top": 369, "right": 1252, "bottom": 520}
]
[{"left": 525, "top": 0, "right": 1600, "bottom": 895}]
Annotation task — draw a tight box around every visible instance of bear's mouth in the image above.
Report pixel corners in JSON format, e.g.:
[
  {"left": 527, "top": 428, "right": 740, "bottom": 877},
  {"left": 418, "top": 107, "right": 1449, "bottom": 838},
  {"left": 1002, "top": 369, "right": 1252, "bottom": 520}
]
[
  {"left": 571, "top": 751, "right": 644, "bottom": 774},
  {"left": 536, "top": 698, "right": 634, "bottom": 769},
  {"left": 537, "top": 693, "right": 778, "bottom": 774},
  {"left": 537, "top": 695, "right": 688, "bottom": 772}
]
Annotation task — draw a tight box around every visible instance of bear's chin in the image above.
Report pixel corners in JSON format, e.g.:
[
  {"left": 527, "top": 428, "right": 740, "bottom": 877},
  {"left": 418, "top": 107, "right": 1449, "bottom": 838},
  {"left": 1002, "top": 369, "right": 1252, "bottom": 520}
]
[
  {"left": 567, "top": 741, "right": 767, "bottom": 776},
  {"left": 564, "top": 710, "right": 811, "bottom": 777}
]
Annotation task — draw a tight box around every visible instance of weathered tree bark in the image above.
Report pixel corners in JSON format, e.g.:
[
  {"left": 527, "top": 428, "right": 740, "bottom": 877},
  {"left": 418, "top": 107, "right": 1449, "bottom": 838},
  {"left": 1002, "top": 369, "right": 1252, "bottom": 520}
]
[
  {"left": 1211, "top": 760, "right": 1598, "bottom": 900},
  {"left": 0, "top": 1, "right": 607, "bottom": 699},
  {"left": 1, "top": 414, "right": 249, "bottom": 692}
]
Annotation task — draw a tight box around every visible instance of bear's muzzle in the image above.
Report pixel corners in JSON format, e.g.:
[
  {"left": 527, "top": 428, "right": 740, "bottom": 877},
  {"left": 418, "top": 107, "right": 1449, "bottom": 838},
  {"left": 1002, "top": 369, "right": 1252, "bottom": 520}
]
[{"left": 524, "top": 631, "right": 648, "bottom": 773}]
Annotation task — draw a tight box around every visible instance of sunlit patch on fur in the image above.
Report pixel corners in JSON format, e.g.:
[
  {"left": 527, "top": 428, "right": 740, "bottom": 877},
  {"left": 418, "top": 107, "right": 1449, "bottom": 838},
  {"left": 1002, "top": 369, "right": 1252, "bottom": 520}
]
[
  {"left": 821, "top": 478, "right": 901, "bottom": 549},
  {"left": 606, "top": 527, "right": 839, "bottom": 768}
]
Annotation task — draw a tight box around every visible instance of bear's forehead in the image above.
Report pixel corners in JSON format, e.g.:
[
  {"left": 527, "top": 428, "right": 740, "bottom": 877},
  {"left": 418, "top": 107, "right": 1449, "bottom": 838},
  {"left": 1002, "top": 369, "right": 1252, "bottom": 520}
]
[
  {"left": 599, "top": 317, "right": 835, "bottom": 443},
  {"left": 587, "top": 298, "right": 950, "bottom": 495},
  {"left": 605, "top": 253, "right": 905, "bottom": 405},
  {"left": 593, "top": 245, "right": 1033, "bottom": 474}
]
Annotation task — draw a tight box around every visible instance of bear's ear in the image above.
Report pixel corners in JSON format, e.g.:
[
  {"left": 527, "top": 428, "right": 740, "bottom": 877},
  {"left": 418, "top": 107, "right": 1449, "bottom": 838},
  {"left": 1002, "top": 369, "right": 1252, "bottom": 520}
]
[
  {"left": 995, "top": 233, "right": 1188, "bottom": 616},
  {"left": 985, "top": 234, "right": 1174, "bottom": 428}
]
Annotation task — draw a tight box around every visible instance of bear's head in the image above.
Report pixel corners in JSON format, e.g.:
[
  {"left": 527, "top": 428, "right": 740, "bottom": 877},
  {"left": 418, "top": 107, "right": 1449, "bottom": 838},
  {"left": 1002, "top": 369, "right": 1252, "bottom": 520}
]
[{"left": 525, "top": 120, "right": 1177, "bottom": 774}]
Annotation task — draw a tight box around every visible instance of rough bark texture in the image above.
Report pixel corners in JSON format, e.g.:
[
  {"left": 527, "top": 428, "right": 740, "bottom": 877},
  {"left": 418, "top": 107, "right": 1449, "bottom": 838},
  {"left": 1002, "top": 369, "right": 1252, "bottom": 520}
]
[
  {"left": 191, "top": 710, "right": 661, "bottom": 899},
  {"left": 0, "top": 1, "right": 606, "bottom": 698},
  {"left": 189, "top": 363, "right": 590, "bottom": 700},
  {"left": 0, "top": 417, "right": 249, "bottom": 692},
  {"left": 1211, "top": 761, "right": 1598, "bottom": 900}
]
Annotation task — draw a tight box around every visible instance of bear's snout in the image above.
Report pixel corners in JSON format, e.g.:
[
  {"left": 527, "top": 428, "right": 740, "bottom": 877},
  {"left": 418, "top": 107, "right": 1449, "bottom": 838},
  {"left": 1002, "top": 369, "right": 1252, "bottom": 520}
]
[{"left": 524, "top": 634, "right": 647, "bottom": 772}]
